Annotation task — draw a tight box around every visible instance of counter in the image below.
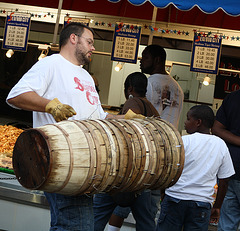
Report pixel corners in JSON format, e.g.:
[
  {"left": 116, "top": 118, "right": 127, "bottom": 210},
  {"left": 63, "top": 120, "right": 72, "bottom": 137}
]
[
  {"left": 0, "top": 172, "right": 136, "bottom": 231},
  {"left": 0, "top": 172, "right": 50, "bottom": 231}
]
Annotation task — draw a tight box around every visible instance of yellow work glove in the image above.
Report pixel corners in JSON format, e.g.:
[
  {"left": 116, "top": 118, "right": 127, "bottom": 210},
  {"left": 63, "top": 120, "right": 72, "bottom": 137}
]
[
  {"left": 45, "top": 98, "right": 77, "bottom": 122},
  {"left": 124, "top": 109, "right": 145, "bottom": 119}
]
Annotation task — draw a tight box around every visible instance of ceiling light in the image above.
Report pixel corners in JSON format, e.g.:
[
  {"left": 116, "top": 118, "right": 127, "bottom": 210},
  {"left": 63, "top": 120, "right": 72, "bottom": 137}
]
[
  {"left": 6, "top": 49, "right": 14, "bottom": 58},
  {"left": 38, "top": 45, "right": 49, "bottom": 61},
  {"left": 38, "top": 51, "right": 47, "bottom": 60},
  {"left": 203, "top": 76, "right": 211, "bottom": 86},
  {"left": 115, "top": 62, "right": 124, "bottom": 72}
]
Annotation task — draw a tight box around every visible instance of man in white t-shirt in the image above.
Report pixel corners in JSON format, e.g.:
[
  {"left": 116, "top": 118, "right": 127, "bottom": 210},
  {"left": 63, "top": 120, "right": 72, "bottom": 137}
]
[
  {"left": 141, "top": 44, "right": 184, "bottom": 128},
  {"left": 156, "top": 105, "right": 235, "bottom": 231},
  {"left": 6, "top": 22, "right": 126, "bottom": 231}
]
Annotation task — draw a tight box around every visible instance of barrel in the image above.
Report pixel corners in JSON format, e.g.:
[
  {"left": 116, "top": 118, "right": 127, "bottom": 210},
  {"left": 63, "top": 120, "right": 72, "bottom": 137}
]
[{"left": 13, "top": 118, "right": 184, "bottom": 196}]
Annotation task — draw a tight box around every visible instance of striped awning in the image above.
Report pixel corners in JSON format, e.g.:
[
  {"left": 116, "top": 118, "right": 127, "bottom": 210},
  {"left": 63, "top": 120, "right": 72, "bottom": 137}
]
[{"left": 109, "top": 0, "right": 240, "bottom": 16}]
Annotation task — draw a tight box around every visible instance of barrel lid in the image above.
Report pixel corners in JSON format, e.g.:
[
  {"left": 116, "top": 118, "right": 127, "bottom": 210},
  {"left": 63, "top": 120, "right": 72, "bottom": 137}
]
[{"left": 13, "top": 129, "right": 50, "bottom": 190}]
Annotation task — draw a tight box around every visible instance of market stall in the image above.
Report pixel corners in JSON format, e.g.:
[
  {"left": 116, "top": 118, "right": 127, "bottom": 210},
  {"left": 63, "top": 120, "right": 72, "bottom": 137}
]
[{"left": 0, "top": 1, "right": 240, "bottom": 230}]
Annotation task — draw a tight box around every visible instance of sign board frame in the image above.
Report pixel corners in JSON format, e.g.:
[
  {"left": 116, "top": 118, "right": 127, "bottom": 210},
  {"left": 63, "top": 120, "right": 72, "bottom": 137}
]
[
  {"left": 3, "top": 12, "right": 31, "bottom": 52},
  {"left": 111, "top": 22, "right": 141, "bottom": 64},
  {"left": 190, "top": 33, "right": 222, "bottom": 75}
]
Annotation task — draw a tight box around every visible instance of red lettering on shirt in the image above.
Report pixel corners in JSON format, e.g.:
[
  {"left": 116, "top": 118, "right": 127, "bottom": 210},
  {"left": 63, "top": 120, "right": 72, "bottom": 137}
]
[
  {"left": 74, "top": 77, "right": 84, "bottom": 91},
  {"left": 74, "top": 77, "right": 99, "bottom": 105}
]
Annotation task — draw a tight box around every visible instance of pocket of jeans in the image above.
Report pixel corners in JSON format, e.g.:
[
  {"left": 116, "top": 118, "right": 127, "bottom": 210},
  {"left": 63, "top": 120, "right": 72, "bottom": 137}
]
[
  {"left": 195, "top": 201, "right": 211, "bottom": 209},
  {"left": 194, "top": 201, "right": 211, "bottom": 221}
]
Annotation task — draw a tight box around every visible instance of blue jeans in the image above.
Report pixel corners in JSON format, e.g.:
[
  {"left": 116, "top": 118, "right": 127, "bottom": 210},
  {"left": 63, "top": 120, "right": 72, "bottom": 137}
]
[
  {"left": 93, "top": 190, "right": 156, "bottom": 231},
  {"left": 113, "top": 206, "right": 131, "bottom": 218},
  {"left": 112, "top": 189, "right": 161, "bottom": 220},
  {"left": 218, "top": 179, "right": 240, "bottom": 231},
  {"left": 156, "top": 195, "right": 211, "bottom": 231},
  {"left": 44, "top": 192, "right": 94, "bottom": 231}
]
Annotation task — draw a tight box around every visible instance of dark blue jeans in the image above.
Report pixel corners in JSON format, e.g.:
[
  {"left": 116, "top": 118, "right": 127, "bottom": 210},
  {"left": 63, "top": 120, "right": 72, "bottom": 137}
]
[
  {"left": 44, "top": 192, "right": 94, "bottom": 231},
  {"left": 156, "top": 195, "right": 211, "bottom": 231},
  {"left": 218, "top": 179, "right": 240, "bottom": 231},
  {"left": 94, "top": 190, "right": 156, "bottom": 231}
]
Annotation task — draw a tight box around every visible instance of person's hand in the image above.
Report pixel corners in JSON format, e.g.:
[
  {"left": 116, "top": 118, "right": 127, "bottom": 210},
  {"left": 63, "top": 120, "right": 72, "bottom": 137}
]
[
  {"left": 210, "top": 208, "right": 220, "bottom": 225},
  {"left": 45, "top": 98, "right": 76, "bottom": 122},
  {"left": 124, "top": 109, "right": 145, "bottom": 119}
]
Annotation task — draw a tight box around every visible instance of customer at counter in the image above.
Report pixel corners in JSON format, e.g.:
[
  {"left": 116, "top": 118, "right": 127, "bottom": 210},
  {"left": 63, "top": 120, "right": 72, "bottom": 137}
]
[
  {"left": 93, "top": 72, "right": 159, "bottom": 231},
  {"left": 6, "top": 22, "right": 139, "bottom": 231}
]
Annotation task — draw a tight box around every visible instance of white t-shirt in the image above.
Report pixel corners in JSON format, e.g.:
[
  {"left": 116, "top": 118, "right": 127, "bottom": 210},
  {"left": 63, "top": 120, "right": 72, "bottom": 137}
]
[
  {"left": 146, "top": 73, "right": 183, "bottom": 128},
  {"left": 7, "top": 54, "right": 107, "bottom": 128},
  {"left": 166, "top": 132, "right": 235, "bottom": 204}
]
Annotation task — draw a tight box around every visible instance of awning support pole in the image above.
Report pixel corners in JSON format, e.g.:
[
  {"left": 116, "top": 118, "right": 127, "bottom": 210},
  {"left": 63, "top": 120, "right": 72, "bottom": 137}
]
[
  {"left": 148, "top": 6, "right": 158, "bottom": 45},
  {"left": 52, "top": 0, "right": 63, "bottom": 45}
]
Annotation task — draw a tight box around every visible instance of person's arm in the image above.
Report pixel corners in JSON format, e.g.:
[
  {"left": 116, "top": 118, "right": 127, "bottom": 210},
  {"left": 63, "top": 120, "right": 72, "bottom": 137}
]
[
  {"left": 212, "top": 120, "right": 240, "bottom": 146},
  {"left": 7, "top": 91, "right": 76, "bottom": 122},
  {"left": 210, "top": 178, "right": 229, "bottom": 224},
  {"left": 7, "top": 91, "right": 50, "bottom": 112}
]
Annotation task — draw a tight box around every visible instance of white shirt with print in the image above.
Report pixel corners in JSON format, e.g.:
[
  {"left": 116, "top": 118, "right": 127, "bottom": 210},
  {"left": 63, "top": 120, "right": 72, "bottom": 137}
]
[
  {"left": 7, "top": 54, "right": 107, "bottom": 128},
  {"left": 146, "top": 73, "right": 183, "bottom": 128}
]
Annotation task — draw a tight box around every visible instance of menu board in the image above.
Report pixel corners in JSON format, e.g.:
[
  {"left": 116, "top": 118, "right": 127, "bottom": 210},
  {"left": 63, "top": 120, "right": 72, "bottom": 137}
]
[
  {"left": 3, "top": 12, "right": 31, "bottom": 52},
  {"left": 190, "top": 33, "right": 222, "bottom": 75},
  {"left": 111, "top": 23, "right": 141, "bottom": 64}
]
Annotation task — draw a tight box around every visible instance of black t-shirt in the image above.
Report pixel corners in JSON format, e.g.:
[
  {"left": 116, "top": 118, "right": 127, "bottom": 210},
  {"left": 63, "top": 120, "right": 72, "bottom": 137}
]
[{"left": 216, "top": 90, "right": 240, "bottom": 180}]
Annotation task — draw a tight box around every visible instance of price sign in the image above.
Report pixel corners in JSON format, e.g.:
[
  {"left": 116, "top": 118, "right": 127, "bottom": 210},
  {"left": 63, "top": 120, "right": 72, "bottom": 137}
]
[
  {"left": 111, "top": 23, "right": 141, "bottom": 64},
  {"left": 3, "top": 12, "right": 31, "bottom": 51},
  {"left": 190, "top": 34, "right": 222, "bottom": 75}
]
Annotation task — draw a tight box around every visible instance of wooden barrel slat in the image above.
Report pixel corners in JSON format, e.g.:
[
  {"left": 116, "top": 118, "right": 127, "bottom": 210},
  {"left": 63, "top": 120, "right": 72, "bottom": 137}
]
[
  {"left": 87, "top": 120, "right": 118, "bottom": 192},
  {"left": 110, "top": 119, "right": 145, "bottom": 192},
  {"left": 68, "top": 120, "right": 96, "bottom": 195},
  {"left": 79, "top": 120, "right": 109, "bottom": 194},
  {"left": 155, "top": 118, "right": 184, "bottom": 188},
  {"left": 98, "top": 119, "right": 128, "bottom": 192},
  {"left": 144, "top": 119, "right": 173, "bottom": 189},
  {"left": 143, "top": 119, "right": 165, "bottom": 187},
  {"left": 106, "top": 119, "right": 134, "bottom": 192},
  {"left": 127, "top": 119, "right": 155, "bottom": 191}
]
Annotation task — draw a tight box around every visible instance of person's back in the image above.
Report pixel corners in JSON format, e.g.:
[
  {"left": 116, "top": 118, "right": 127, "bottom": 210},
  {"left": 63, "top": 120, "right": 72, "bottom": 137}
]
[
  {"left": 119, "top": 72, "right": 159, "bottom": 117},
  {"left": 167, "top": 132, "right": 231, "bottom": 202},
  {"left": 140, "top": 44, "right": 184, "bottom": 128},
  {"left": 156, "top": 105, "right": 235, "bottom": 231}
]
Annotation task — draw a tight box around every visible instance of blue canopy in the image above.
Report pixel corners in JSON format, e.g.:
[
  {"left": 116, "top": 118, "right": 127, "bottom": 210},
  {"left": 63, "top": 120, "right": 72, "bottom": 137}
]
[{"left": 109, "top": 0, "right": 240, "bottom": 16}]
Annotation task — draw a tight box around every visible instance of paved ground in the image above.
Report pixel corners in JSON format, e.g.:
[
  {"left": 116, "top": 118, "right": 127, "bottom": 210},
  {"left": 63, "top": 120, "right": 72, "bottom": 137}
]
[{"left": 208, "top": 224, "right": 218, "bottom": 231}]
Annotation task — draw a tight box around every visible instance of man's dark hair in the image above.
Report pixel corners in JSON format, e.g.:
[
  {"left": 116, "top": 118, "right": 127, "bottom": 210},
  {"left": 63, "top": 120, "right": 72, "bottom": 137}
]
[
  {"left": 145, "top": 44, "right": 166, "bottom": 64},
  {"left": 124, "top": 72, "right": 148, "bottom": 97},
  {"left": 189, "top": 105, "right": 215, "bottom": 128},
  {"left": 59, "top": 22, "right": 94, "bottom": 49}
]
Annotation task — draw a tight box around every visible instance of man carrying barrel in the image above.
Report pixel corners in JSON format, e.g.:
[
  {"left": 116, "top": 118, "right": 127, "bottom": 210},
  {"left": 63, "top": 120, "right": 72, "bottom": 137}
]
[{"left": 6, "top": 22, "right": 136, "bottom": 231}]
